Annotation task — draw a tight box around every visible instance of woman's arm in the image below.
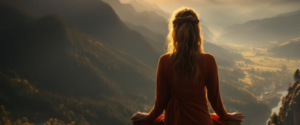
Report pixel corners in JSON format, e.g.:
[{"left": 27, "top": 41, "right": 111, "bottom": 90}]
[
  {"left": 206, "top": 54, "right": 231, "bottom": 120},
  {"left": 147, "top": 55, "right": 171, "bottom": 121}
]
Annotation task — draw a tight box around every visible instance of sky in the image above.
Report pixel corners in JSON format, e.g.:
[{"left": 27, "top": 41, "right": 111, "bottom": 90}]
[{"left": 120, "top": 0, "right": 300, "bottom": 36}]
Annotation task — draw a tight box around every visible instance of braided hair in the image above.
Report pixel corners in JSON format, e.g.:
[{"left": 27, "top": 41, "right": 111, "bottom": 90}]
[{"left": 166, "top": 8, "right": 204, "bottom": 83}]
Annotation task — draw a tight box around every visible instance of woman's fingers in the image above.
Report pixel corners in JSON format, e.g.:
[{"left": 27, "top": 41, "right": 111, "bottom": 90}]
[
  {"left": 131, "top": 112, "right": 143, "bottom": 120},
  {"left": 230, "top": 112, "right": 245, "bottom": 122},
  {"left": 236, "top": 115, "right": 244, "bottom": 118},
  {"left": 131, "top": 112, "right": 145, "bottom": 116},
  {"left": 238, "top": 115, "right": 244, "bottom": 118},
  {"left": 131, "top": 112, "right": 148, "bottom": 122},
  {"left": 132, "top": 116, "right": 148, "bottom": 123},
  {"left": 233, "top": 112, "right": 244, "bottom": 118}
]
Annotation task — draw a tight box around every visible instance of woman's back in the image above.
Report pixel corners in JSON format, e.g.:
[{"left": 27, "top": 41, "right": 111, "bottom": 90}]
[{"left": 147, "top": 53, "right": 230, "bottom": 125}]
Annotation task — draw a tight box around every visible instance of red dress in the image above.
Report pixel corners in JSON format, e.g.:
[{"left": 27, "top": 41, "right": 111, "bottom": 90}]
[{"left": 146, "top": 53, "right": 232, "bottom": 125}]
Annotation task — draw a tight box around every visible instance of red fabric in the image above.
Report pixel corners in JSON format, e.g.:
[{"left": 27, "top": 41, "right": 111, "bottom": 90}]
[
  {"left": 150, "top": 114, "right": 232, "bottom": 125},
  {"left": 146, "top": 53, "right": 232, "bottom": 125}
]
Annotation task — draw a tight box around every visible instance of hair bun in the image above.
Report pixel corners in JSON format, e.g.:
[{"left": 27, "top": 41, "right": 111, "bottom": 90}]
[{"left": 173, "top": 15, "right": 199, "bottom": 25}]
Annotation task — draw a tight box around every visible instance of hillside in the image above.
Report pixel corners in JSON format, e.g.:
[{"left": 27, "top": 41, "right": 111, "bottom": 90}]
[
  {"left": 268, "top": 81, "right": 300, "bottom": 125},
  {"left": 5, "top": 0, "right": 160, "bottom": 68},
  {"left": 218, "top": 9, "right": 300, "bottom": 45},
  {"left": 269, "top": 37, "right": 300, "bottom": 59},
  {"left": 0, "top": 1, "right": 158, "bottom": 97},
  {"left": 0, "top": 4, "right": 157, "bottom": 124}
]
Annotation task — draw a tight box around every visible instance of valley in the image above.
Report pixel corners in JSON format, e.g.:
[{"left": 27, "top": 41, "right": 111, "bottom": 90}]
[{"left": 0, "top": 0, "right": 299, "bottom": 125}]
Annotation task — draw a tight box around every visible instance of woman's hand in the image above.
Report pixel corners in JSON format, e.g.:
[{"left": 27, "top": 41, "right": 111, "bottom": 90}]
[
  {"left": 229, "top": 112, "right": 244, "bottom": 122},
  {"left": 131, "top": 111, "right": 148, "bottom": 124}
]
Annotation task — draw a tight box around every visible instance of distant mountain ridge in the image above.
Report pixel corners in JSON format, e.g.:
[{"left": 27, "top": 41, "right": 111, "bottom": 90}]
[
  {"left": 103, "top": 0, "right": 245, "bottom": 66},
  {"left": 103, "top": 0, "right": 168, "bottom": 35},
  {"left": 218, "top": 9, "right": 300, "bottom": 45},
  {"left": 128, "top": 0, "right": 169, "bottom": 18}
]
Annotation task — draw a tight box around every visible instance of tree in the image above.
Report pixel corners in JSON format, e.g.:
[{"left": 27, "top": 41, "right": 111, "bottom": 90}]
[
  {"left": 270, "top": 112, "right": 279, "bottom": 125},
  {"left": 288, "top": 86, "right": 293, "bottom": 94},
  {"left": 294, "top": 69, "right": 300, "bottom": 82}
]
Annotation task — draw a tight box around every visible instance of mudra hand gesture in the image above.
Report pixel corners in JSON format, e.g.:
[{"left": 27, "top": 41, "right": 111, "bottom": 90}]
[
  {"left": 229, "top": 112, "right": 244, "bottom": 122},
  {"left": 131, "top": 111, "right": 148, "bottom": 124}
]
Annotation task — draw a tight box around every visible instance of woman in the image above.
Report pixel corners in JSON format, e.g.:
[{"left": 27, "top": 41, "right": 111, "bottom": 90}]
[{"left": 131, "top": 8, "right": 244, "bottom": 125}]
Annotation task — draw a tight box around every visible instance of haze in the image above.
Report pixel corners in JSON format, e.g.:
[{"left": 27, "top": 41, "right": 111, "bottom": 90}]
[{"left": 121, "top": 0, "right": 300, "bottom": 36}]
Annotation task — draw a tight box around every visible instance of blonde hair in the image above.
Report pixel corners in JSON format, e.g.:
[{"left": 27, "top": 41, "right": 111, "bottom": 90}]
[{"left": 166, "top": 7, "right": 204, "bottom": 82}]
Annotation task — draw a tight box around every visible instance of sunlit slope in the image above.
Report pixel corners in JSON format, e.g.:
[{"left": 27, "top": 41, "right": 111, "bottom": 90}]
[{"left": 0, "top": 72, "right": 151, "bottom": 125}]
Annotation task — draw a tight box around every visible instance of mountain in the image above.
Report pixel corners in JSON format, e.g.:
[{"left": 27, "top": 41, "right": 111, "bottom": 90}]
[
  {"left": 0, "top": 3, "right": 156, "bottom": 124},
  {"left": 128, "top": 0, "right": 169, "bottom": 18},
  {"left": 0, "top": 1, "right": 271, "bottom": 125},
  {"left": 268, "top": 81, "right": 300, "bottom": 125},
  {"left": 102, "top": 0, "right": 168, "bottom": 35},
  {"left": 0, "top": 1, "right": 157, "bottom": 98},
  {"left": 103, "top": 0, "right": 239, "bottom": 66},
  {"left": 218, "top": 9, "right": 300, "bottom": 45},
  {"left": 125, "top": 22, "right": 167, "bottom": 55},
  {"left": 269, "top": 37, "right": 300, "bottom": 59},
  {"left": 5, "top": 0, "right": 160, "bottom": 68}
]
